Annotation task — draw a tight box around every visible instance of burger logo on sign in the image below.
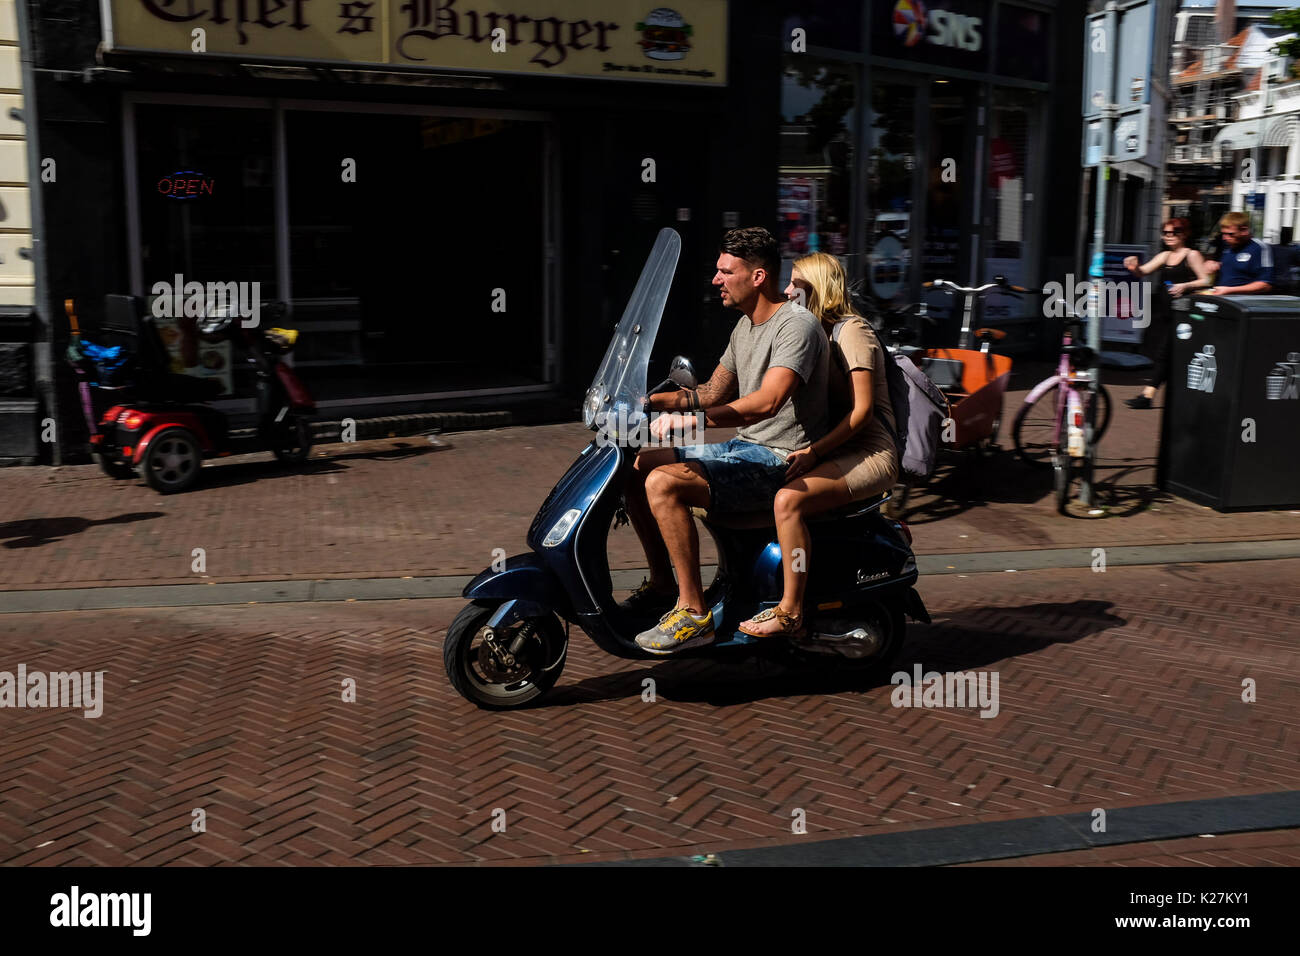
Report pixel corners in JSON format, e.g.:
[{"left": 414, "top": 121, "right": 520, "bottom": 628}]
[{"left": 637, "top": 7, "right": 693, "bottom": 60}]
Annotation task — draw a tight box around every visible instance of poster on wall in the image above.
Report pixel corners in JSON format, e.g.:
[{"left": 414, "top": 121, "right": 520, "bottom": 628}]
[
  {"left": 151, "top": 314, "right": 234, "bottom": 395},
  {"left": 1097, "top": 244, "right": 1150, "bottom": 345},
  {"left": 778, "top": 177, "right": 818, "bottom": 258}
]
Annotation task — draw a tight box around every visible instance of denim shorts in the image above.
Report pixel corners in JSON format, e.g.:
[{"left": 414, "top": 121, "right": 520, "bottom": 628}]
[{"left": 673, "top": 438, "right": 789, "bottom": 514}]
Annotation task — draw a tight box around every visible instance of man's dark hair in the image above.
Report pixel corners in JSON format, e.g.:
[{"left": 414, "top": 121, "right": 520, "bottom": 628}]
[{"left": 720, "top": 227, "right": 780, "bottom": 282}]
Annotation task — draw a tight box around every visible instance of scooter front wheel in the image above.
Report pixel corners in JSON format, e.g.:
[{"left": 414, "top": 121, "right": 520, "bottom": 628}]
[{"left": 443, "top": 601, "right": 568, "bottom": 710}]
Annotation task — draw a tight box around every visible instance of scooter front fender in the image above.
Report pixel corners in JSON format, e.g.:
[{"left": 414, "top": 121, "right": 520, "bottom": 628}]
[{"left": 462, "top": 551, "right": 572, "bottom": 618}]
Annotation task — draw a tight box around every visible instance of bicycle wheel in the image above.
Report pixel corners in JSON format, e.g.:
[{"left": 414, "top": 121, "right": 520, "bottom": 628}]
[
  {"left": 1012, "top": 380, "right": 1063, "bottom": 469},
  {"left": 1089, "top": 384, "right": 1113, "bottom": 445},
  {"left": 1014, "top": 381, "right": 1113, "bottom": 469}
]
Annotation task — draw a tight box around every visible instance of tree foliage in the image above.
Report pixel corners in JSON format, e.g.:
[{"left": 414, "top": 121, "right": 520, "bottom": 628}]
[{"left": 1269, "top": 10, "right": 1300, "bottom": 66}]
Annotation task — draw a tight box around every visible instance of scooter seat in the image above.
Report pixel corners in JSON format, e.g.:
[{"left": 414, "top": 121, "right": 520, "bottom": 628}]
[{"left": 689, "top": 493, "right": 889, "bottom": 530}]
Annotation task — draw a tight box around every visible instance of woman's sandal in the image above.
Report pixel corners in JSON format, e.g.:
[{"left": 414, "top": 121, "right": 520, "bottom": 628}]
[{"left": 738, "top": 606, "right": 805, "bottom": 638}]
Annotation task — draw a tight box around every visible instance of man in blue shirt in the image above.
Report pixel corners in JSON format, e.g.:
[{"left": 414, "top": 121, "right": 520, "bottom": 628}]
[{"left": 1207, "top": 211, "right": 1274, "bottom": 295}]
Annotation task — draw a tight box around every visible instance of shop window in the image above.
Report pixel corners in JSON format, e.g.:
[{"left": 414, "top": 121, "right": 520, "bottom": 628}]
[
  {"left": 285, "top": 110, "right": 547, "bottom": 384},
  {"left": 135, "top": 104, "right": 276, "bottom": 402},
  {"left": 779, "top": 61, "right": 856, "bottom": 262},
  {"left": 136, "top": 104, "right": 277, "bottom": 299},
  {"left": 995, "top": 4, "right": 1050, "bottom": 82},
  {"left": 865, "top": 82, "right": 916, "bottom": 309}
]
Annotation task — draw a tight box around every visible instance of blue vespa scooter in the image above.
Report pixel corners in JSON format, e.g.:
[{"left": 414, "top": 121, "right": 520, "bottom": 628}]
[{"left": 444, "top": 228, "right": 930, "bottom": 709}]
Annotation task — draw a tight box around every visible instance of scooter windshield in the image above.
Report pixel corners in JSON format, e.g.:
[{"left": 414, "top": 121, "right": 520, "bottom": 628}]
[{"left": 582, "top": 228, "right": 681, "bottom": 437}]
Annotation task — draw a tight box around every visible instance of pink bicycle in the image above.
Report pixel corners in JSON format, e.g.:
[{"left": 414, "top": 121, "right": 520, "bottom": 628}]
[{"left": 1010, "top": 311, "right": 1113, "bottom": 514}]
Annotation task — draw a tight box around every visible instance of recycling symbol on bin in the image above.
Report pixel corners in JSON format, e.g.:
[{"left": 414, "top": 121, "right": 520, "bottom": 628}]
[
  {"left": 1187, "top": 344, "right": 1217, "bottom": 393},
  {"left": 1265, "top": 352, "right": 1300, "bottom": 400}
]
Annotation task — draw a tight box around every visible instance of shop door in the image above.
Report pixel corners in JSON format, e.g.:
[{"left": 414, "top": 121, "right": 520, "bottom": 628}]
[{"left": 982, "top": 88, "right": 1044, "bottom": 329}]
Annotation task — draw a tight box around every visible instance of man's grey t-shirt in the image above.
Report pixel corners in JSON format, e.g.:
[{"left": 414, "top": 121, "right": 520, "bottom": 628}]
[{"left": 719, "top": 300, "right": 829, "bottom": 458}]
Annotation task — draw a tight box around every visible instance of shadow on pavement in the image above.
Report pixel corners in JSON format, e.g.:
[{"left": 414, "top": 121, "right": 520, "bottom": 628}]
[
  {"left": 548, "top": 599, "right": 1126, "bottom": 707},
  {"left": 175, "top": 441, "right": 448, "bottom": 492},
  {"left": 0, "top": 511, "right": 165, "bottom": 549}
]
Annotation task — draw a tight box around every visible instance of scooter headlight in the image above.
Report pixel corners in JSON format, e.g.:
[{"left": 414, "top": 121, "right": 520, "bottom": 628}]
[
  {"left": 542, "top": 508, "right": 582, "bottom": 548},
  {"left": 582, "top": 388, "right": 602, "bottom": 429}
]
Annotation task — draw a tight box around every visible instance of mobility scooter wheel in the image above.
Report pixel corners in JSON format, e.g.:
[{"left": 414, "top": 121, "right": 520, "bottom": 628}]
[
  {"left": 97, "top": 456, "right": 135, "bottom": 480},
  {"left": 443, "top": 601, "right": 568, "bottom": 710},
  {"left": 272, "top": 416, "right": 312, "bottom": 465},
  {"left": 142, "top": 427, "right": 202, "bottom": 494}
]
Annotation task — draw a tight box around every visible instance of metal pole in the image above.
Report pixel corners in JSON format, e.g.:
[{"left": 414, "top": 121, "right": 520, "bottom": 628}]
[
  {"left": 1253, "top": 60, "right": 1267, "bottom": 236},
  {"left": 14, "top": 0, "right": 59, "bottom": 465},
  {"left": 1084, "top": 0, "right": 1120, "bottom": 508}
]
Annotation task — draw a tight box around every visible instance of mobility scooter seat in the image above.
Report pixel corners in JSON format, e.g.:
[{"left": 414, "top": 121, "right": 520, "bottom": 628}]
[{"left": 688, "top": 492, "right": 889, "bottom": 530}]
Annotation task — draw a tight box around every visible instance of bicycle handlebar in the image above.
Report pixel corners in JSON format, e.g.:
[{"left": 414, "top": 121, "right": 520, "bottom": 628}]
[{"left": 924, "top": 276, "right": 1031, "bottom": 296}]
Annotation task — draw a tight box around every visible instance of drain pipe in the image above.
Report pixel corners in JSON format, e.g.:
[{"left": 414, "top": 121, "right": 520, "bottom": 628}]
[{"left": 13, "top": 0, "right": 59, "bottom": 465}]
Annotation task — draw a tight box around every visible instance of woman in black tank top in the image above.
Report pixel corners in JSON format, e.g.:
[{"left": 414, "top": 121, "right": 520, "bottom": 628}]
[{"left": 1122, "top": 218, "right": 1214, "bottom": 408}]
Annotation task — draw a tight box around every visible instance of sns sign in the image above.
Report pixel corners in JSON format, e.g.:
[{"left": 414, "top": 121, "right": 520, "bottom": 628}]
[{"left": 892, "top": 0, "right": 983, "bottom": 53}]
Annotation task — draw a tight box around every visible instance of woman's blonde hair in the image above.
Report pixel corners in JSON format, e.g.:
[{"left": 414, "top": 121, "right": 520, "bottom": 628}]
[{"left": 792, "top": 252, "right": 856, "bottom": 325}]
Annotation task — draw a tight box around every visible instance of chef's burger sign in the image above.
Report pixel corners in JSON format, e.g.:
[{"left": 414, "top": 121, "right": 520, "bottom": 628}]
[{"left": 103, "top": 0, "right": 727, "bottom": 85}]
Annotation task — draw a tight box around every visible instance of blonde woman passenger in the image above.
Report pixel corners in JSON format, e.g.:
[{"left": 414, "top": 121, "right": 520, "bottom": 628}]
[{"left": 739, "top": 252, "right": 899, "bottom": 637}]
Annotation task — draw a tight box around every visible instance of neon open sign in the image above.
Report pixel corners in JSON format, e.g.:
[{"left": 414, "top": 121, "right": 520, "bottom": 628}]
[{"left": 157, "top": 170, "right": 215, "bottom": 199}]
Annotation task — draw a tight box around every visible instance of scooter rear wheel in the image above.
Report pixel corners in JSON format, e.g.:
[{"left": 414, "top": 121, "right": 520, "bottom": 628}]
[
  {"left": 443, "top": 601, "right": 568, "bottom": 710},
  {"left": 794, "top": 598, "right": 907, "bottom": 681},
  {"left": 272, "top": 416, "right": 312, "bottom": 465},
  {"left": 97, "top": 455, "right": 135, "bottom": 480}
]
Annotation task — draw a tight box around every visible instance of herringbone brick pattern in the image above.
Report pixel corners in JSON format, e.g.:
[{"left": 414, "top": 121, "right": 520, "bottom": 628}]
[
  {"left": 0, "top": 558, "right": 1295, "bottom": 865},
  {"left": 3, "top": 367, "right": 1298, "bottom": 591}
]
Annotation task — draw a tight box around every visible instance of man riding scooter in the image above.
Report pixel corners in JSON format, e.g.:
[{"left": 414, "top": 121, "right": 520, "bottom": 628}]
[
  {"left": 622, "top": 226, "right": 830, "bottom": 654},
  {"left": 445, "top": 228, "right": 927, "bottom": 709}
]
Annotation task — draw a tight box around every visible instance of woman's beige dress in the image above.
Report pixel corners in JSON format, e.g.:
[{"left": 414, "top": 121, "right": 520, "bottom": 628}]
[{"left": 825, "top": 317, "right": 900, "bottom": 499}]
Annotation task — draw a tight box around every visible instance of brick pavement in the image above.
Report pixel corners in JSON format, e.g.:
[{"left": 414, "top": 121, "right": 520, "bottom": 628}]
[
  {"left": 1, "top": 369, "right": 1298, "bottom": 591},
  {"left": 0, "top": 558, "right": 1295, "bottom": 865}
]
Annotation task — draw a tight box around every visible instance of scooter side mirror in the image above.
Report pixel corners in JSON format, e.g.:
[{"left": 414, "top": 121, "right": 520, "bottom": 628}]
[{"left": 668, "top": 356, "right": 697, "bottom": 389}]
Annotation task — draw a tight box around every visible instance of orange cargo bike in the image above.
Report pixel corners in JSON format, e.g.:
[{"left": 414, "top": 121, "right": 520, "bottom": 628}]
[{"left": 875, "top": 276, "right": 1023, "bottom": 511}]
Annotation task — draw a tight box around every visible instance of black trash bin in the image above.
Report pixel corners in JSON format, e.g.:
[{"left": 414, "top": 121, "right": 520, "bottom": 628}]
[{"left": 1162, "top": 295, "right": 1300, "bottom": 511}]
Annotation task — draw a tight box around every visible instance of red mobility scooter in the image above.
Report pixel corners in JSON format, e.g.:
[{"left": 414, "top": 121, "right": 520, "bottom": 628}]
[{"left": 67, "top": 295, "right": 316, "bottom": 493}]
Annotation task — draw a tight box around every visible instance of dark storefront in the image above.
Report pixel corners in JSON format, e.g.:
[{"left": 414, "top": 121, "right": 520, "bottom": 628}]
[
  {"left": 11, "top": 0, "right": 1086, "bottom": 464},
  {"left": 22, "top": 0, "right": 783, "bottom": 462},
  {"left": 779, "top": 0, "right": 1085, "bottom": 350}
]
